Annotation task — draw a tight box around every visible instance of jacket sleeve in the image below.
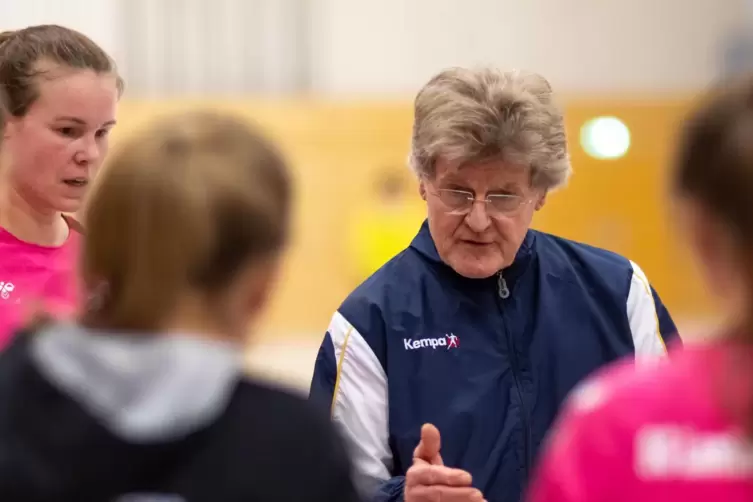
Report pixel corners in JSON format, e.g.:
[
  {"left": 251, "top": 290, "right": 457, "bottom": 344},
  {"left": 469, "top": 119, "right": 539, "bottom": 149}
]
[
  {"left": 626, "top": 261, "right": 681, "bottom": 359},
  {"left": 310, "top": 310, "right": 403, "bottom": 501}
]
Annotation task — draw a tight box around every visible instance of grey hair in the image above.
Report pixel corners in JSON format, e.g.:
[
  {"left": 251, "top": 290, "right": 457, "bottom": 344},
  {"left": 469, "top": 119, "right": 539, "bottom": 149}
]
[{"left": 409, "top": 67, "right": 572, "bottom": 190}]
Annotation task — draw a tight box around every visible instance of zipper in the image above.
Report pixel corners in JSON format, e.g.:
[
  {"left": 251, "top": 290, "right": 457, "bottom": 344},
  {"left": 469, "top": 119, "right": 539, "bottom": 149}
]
[
  {"left": 497, "top": 274, "right": 510, "bottom": 299},
  {"left": 496, "top": 272, "right": 531, "bottom": 482}
]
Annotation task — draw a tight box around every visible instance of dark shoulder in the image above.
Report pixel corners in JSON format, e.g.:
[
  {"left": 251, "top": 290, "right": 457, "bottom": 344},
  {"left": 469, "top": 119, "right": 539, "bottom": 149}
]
[
  {"left": 338, "top": 246, "right": 424, "bottom": 333},
  {"left": 230, "top": 378, "right": 332, "bottom": 428},
  {"left": 533, "top": 230, "right": 632, "bottom": 270},
  {"left": 343, "top": 247, "right": 421, "bottom": 306},
  {"left": 532, "top": 230, "right": 635, "bottom": 291},
  {"left": 228, "top": 377, "right": 342, "bottom": 442},
  {"left": 217, "top": 378, "right": 360, "bottom": 502}
]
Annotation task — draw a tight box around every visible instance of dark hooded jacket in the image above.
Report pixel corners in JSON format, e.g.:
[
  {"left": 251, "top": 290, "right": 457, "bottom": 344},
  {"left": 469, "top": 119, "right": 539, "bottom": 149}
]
[{"left": 0, "top": 323, "right": 360, "bottom": 502}]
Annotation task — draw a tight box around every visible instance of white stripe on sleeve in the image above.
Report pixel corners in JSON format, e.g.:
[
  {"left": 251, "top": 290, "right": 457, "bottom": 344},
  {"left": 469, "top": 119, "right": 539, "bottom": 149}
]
[{"left": 328, "top": 310, "right": 391, "bottom": 497}]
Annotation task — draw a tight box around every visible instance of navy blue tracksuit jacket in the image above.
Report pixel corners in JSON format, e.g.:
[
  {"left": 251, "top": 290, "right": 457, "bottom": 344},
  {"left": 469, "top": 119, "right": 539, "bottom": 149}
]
[{"left": 311, "top": 221, "right": 678, "bottom": 502}]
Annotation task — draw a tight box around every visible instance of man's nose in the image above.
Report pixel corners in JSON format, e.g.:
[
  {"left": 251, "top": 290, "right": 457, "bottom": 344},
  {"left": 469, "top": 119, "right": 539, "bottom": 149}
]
[{"left": 465, "top": 200, "right": 492, "bottom": 232}]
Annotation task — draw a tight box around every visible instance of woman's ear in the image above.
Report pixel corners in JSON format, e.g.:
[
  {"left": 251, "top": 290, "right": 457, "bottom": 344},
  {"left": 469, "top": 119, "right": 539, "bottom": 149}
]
[{"left": 419, "top": 181, "right": 427, "bottom": 201}]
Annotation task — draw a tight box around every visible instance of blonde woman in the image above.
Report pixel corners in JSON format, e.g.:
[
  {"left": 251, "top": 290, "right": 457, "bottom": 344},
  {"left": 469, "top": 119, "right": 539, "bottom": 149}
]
[{"left": 0, "top": 111, "right": 360, "bottom": 502}]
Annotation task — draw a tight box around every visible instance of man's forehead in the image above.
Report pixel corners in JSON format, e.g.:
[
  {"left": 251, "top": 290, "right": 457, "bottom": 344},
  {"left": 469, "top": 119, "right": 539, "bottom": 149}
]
[{"left": 436, "top": 159, "right": 529, "bottom": 184}]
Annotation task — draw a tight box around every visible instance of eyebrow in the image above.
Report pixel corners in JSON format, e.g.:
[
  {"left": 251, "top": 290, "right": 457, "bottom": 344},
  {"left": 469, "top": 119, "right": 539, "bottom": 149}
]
[
  {"left": 491, "top": 184, "right": 520, "bottom": 192},
  {"left": 54, "top": 116, "right": 117, "bottom": 127},
  {"left": 440, "top": 178, "right": 519, "bottom": 192},
  {"left": 438, "top": 176, "right": 468, "bottom": 187}
]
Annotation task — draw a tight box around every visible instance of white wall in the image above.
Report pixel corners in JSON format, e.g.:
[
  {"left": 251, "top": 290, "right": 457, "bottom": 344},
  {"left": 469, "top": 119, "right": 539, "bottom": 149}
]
[
  {"left": 1, "top": 0, "right": 747, "bottom": 96},
  {"left": 118, "top": 0, "right": 307, "bottom": 96},
  {"left": 0, "top": 0, "right": 121, "bottom": 64},
  {"left": 0, "top": 0, "right": 306, "bottom": 96},
  {"left": 309, "top": 0, "right": 747, "bottom": 96}
]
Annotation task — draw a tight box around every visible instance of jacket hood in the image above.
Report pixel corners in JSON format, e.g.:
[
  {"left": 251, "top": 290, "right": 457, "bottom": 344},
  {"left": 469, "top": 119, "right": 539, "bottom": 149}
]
[{"left": 0, "top": 322, "right": 243, "bottom": 499}]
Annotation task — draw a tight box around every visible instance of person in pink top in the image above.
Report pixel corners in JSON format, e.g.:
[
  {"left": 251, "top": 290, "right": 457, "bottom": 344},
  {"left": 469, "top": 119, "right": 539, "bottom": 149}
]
[
  {"left": 527, "top": 77, "right": 753, "bottom": 501},
  {"left": 0, "top": 25, "right": 122, "bottom": 347}
]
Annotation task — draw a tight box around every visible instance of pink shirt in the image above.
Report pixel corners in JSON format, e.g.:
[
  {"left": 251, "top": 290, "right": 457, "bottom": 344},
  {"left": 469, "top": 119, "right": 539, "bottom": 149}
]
[
  {"left": 527, "top": 342, "right": 753, "bottom": 502},
  {"left": 0, "top": 224, "right": 80, "bottom": 348}
]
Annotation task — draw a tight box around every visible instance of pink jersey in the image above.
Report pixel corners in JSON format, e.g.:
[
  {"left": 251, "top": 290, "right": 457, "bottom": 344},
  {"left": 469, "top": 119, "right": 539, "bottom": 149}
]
[
  {"left": 0, "top": 223, "right": 81, "bottom": 348},
  {"left": 527, "top": 341, "right": 753, "bottom": 502}
]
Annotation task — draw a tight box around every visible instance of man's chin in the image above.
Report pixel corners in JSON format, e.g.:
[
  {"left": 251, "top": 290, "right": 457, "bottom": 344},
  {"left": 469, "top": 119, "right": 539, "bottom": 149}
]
[{"left": 448, "top": 259, "right": 501, "bottom": 280}]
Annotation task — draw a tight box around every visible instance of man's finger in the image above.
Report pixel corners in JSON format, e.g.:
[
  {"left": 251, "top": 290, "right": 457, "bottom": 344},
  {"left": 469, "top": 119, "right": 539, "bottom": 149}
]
[
  {"left": 406, "top": 464, "right": 473, "bottom": 488},
  {"left": 408, "top": 484, "right": 485, "bottom": 502},
  {"left": 412, "top": 449, "right": 443, "bottom": 467},
  {"left": 413, "top": 423, "right": 442, "bottom": 464}
]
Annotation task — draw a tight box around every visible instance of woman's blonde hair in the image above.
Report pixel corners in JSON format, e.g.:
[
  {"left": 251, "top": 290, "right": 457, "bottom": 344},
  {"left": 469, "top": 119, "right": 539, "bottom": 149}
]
[
  {"left": 80, "top": 110, "right": 291, "bottom": 332},
  {"left": 409, "top": 67, "right": 571, "bottom": 190}
]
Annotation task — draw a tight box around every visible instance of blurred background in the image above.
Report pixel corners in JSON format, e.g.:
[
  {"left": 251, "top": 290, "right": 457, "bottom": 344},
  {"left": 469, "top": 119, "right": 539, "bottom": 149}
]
[{"left": 2, "top": 0, "right": 748, "bottom": 391}]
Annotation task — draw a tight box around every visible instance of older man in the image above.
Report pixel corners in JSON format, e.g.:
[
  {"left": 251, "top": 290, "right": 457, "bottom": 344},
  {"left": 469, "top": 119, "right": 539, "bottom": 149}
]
[{"left": 310, "top": 67, "right": 679, "bottom": 502}]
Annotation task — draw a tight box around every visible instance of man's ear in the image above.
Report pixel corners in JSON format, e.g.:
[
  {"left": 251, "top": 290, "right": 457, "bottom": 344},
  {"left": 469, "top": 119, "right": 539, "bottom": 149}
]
[
  {"left": 534, "top": 191, "right": 547, "bottom": 211},
  {"left": 419, "top": 180, "right": 427, "bottom": 201}
]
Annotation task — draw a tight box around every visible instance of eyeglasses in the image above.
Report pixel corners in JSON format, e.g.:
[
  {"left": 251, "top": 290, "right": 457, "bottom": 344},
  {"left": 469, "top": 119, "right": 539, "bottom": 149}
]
[{"left": 430, "top": 188, "right": 531, "bottom": 215}]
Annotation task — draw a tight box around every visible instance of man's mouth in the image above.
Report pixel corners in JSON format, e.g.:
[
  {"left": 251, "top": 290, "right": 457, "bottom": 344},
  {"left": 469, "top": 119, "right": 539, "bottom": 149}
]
[{"left": 63, "top": 178, "right": 88, "bottom": 187}]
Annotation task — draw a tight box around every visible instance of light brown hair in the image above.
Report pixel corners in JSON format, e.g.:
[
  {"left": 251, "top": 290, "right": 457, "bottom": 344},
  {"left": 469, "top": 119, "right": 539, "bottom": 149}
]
[
  {"left": 0, "top": 24, "right": 123, "bottom": 119},
  {"left": 409, "top": 67, "right": 571, "bottom": 190},
  {"left": 674, "top": 75, "right": 753, "bottom": 436},
  {"left": 80, "top": 111, "right": 291, "bottom": 332},
  {"left": 675, "top": 77, "right": 753, "bottom": 245}
]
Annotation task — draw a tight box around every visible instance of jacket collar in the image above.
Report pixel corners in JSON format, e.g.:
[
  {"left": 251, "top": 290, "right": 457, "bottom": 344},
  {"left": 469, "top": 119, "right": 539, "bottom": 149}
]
[{"left": 409, "top": 219, "right": 536, "bottom": 277}]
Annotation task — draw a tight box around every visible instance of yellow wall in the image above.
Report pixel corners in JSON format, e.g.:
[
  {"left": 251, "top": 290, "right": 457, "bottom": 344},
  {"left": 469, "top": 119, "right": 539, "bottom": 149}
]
[{"left": 110, "top": 98, "right": 714, "bottom": 340}]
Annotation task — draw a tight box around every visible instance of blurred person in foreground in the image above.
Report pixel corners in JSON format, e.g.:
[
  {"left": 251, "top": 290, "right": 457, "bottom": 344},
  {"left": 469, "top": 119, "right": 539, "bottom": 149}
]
[
  {"left": 0, "top": 25, "right": 122, "bottom": 343},
  {"left": 527, "top": 77, "right": 753, "bottom": 502},
  {"left": 0, "top": 111, "right": 360, "bottom": 502},
  {"left": 310, "top": 67, "right": 680, "bottom": 502}
]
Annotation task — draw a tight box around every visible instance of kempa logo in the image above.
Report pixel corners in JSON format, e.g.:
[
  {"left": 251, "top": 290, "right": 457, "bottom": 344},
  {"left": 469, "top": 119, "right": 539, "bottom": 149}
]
[
  {"left": 404, "top": 334, "right": 459, "bottom": 350},
  {"left": 0, "top": 281, "right": 14, "bottom": 300}
]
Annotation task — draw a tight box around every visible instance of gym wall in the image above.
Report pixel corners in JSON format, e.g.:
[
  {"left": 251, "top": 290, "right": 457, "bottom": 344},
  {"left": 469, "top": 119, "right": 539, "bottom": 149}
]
[{"left": 108, "top": 97, "right": 712, "bottom": 340}]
